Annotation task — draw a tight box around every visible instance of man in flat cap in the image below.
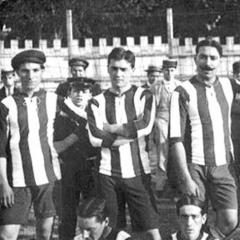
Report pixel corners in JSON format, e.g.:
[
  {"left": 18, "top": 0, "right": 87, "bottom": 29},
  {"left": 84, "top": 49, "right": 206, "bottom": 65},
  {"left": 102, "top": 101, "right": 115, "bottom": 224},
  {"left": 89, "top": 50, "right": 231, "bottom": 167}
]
[
  {"left": 143, "top": 65, "right": 162, "bottom": 89},
  {"left": 55, "top": 77, "right": 100, "bottom": 240},
  {"left": 56, "top": 57, "right": 101, "bottom": 98},
  {"left": 230, "top": 61, "right": 240, "bottom": 182},
  {"left": 0, "top": 49, "right": 86, "bottom": 240},
  {"left": 152, "top": 59, "right": 180, "bottom": 198},
  {"left": 0, "top": 66, "right": 19, "bottom": 101}
]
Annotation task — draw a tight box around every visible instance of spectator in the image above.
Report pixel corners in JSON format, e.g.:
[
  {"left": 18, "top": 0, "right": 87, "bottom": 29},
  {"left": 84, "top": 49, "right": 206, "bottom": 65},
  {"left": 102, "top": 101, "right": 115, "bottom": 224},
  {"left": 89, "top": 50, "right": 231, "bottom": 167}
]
[
  {"left": 56, "top": 57, "right": 101, "bottom": 97},
  {"left": 87, "top": 47, "right": 161, "bottom": 240},
  {"left": 55, "top": 77, "right": 100, "bottom": 240},
  {"left": 169, "top": 39, "right": 238, "bottom": 239},
  {"left": 77, "top": 197, "right": 131, "bottom": 240},
  {"left": 152, "top": 60, "right": 180, "bottom": 198},
  {"left": 230, "top": 61, "right": 240, "bottom": 183},
  {"left": 0, "top": 50, "right": 82, "bottom": 240},
  {"left": 0, "top": 65, "right": 19, "bottom": 101},
  {"left": 142, "top": 65, "right": 161, "bottom": 89},
  {"left": 164, "top": 194, "right": 214, "bottom": 240}
]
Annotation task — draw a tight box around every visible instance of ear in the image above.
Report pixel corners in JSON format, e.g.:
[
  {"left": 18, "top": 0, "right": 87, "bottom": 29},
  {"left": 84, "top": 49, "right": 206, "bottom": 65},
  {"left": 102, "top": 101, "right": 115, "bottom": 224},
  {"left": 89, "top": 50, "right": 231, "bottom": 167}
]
[
  {"left": 104, "top": 217, "right": 110, "bottom": 226},
  {"left": 202, "top": 213, "right": 207, "bottom": 225}
]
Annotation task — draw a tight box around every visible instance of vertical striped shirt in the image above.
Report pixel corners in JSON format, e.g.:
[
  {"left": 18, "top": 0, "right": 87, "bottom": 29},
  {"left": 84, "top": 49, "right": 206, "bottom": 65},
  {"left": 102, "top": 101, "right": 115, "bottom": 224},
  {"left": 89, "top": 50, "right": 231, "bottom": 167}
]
[
  {"left": 87, "top": 85, "right": 155, "bottom": 178},
  {"left": 0, "top": 89, "right": 62, "bottom": 187},
  {"left": 169, "top": 76, "right": 233, "bottom": 166}
]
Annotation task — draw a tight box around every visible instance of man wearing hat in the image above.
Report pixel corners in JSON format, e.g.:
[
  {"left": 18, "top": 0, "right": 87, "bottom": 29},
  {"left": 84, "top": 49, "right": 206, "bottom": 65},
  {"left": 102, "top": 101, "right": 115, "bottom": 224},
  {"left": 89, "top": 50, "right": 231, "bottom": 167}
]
[
  {"left": 142, "top": 65, "right": 162, "bottom": 89},
  {"left": 230, "top": 61, "right": 240, "bottom": 182},
  {"left": 0, "top": 49, "right": 86, "bottom": 240},
  {"left": 54, "top": 77, "right": 100, "bottom": 240},
  {"left": 56, "top": 57, "right": 101, "bottom": 97},
  {"left": 0, "top": 66, "right": 19, "bottom": 101},
  {"left": 152, "top": 59, "right": 180, "bottom": 198}
]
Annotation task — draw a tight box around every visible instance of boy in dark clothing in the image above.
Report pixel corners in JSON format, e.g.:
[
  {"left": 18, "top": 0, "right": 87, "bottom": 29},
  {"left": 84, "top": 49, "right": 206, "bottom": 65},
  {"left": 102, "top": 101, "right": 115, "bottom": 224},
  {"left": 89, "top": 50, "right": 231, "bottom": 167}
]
[{"left": 54, "top": 77, "right": 100, "bottom": 240}]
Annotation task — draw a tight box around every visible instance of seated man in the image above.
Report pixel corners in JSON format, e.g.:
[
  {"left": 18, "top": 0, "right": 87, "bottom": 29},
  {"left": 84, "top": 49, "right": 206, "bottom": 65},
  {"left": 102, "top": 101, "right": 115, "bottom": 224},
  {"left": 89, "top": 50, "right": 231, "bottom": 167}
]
[
  {"left": 165, "top": 195, "right": 215, "bottom": 240},
  {"left": 77, "top": 197, "right": 131, "bottom": 240}
]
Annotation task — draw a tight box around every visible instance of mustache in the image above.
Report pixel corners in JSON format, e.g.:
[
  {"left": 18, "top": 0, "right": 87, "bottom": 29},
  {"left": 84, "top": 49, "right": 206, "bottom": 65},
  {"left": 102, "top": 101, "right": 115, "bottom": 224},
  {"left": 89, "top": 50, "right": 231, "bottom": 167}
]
[{"left": 200, "top": 66, "right": 214, "bottom": 71}]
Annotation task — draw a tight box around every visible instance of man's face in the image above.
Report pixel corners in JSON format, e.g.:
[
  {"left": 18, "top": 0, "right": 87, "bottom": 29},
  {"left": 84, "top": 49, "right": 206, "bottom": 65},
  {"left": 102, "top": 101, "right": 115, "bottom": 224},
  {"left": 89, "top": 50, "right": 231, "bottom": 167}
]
[
  {"left": 69, "top": 87, "right": 92, "bottom": 108},
  {"left": 163, "top": 67, "right": 176, "bottom": 81},
  {"left": 195, "top": 46, "right": 221, "bottom": 83},
  {"left": 71, "top": 65, "right": 86, "bottom": 77},
  {"left": 17, "top": 62, "right": 44, "bottom": 93},
  {"left": 79, "top": 216, "right": 108, "bottom": 240},
  {"left": 108, "top": 59, "right": 133, "bottom": 92},
  {"left": 234, "top": 72, "right": 240, "bottom": 82},
  {"left": 148, "top": 71, "right": 161, "bottom": 84},
  {"left": 178, "top": 205, "right": 206, "bottom": 240},
  {"left": 1, "top": 72, "right": 16, "bottom": 88}
]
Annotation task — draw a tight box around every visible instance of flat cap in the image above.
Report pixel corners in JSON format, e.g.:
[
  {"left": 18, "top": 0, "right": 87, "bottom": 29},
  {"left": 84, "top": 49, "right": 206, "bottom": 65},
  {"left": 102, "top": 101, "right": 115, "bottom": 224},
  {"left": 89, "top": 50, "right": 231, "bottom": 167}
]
[
  {"left": 68, "top": 57, "right": 89, "bottom": 69},
  {"left": 11, "top": 50, "right": 46, "bottom": 70},
  {"left": 233, "top": 61, "right": 240, "bottom": 74},
  {"left": 162, "top": 60, "right": 177, "bottom": 69},
  {"left": 68, "top": 77, "right": 95, "bottom": 90},
  {"left": 1, "top": 65, "right": 15, "bottom": 75},
  {"left": 145, "top": 65, "right": 162, "bottom": 73}
]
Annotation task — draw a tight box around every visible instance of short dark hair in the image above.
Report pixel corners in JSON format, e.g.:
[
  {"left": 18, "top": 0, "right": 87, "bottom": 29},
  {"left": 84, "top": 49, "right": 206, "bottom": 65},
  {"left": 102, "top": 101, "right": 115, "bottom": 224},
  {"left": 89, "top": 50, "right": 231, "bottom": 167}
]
[
  {"left": 107, "top": 47, "right": 135, "bottom": 69},
  {"left": 196, "top": 39, "right": 223, "bottom": 57},
  {"left": 176, "top": 194, "right": 206, "bottom": 216},
  {"left": 78, "top": 197, "right": 109, "bottom": 223}
]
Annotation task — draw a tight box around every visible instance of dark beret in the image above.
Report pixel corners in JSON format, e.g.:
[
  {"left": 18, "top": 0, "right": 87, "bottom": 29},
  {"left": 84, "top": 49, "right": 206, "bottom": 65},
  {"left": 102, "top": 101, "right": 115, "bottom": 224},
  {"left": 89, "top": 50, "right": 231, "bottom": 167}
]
[
  {"left": 68, "top": 77, "right": 95, "bottom": 90},
  {"left": 233, "top": 61, "right": 240, "bottom": 74},
  {"left": 162, "top": 60, "right": 177, "bottom": 69},
  {"left": 145, "top": 65, "right": 162, "bottom": 73},
  {"left": 11, "top": 50, "right": 46, "bottom": 70},
  {"left": 69, "top": 57, "right": 89, "bottom": 69}
]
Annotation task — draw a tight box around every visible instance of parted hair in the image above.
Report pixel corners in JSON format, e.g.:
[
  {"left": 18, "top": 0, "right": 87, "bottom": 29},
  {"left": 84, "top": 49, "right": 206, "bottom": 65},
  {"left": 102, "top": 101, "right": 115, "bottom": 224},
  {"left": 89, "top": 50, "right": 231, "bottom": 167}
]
[
  {"left": 78, "top": 197, "right": 109, "bottom": 223},
  {"left": 196, "top": 38, "right": 223, "bottom": 57},
  {"left": 108, "top": 47, "right": 135, "bottom": 69},
  {"left": 176, "top": 194, "right": 207, "bottom": 216}
]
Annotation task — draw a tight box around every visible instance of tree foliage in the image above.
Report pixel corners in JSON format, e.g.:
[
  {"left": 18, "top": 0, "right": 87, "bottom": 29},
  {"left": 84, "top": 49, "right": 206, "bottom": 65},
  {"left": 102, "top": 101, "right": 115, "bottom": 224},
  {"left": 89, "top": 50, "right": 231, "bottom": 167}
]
[{"left": 0, "top": 0, "right": 240, "bottom": 44}]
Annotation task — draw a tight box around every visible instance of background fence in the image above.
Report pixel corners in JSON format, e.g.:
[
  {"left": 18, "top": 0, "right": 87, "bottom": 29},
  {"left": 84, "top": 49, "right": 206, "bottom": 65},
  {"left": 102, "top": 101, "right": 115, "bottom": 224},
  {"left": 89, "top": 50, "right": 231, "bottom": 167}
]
[{"left": 1, "top": 35, "right": 240, "bottom": 91}]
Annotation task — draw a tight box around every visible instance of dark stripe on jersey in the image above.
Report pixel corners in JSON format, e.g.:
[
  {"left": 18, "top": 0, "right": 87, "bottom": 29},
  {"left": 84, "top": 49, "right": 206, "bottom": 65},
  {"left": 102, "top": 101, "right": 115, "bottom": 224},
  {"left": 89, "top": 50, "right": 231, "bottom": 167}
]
[
  {"left": 215, "top": 82, "right": 231, "bottom": 163},
  {"left": 105, "top": 91, "right": 121, "bottom": 176},
  {"left": 194, "top": 83, "right": 216, "bottom": 165},
  {"left": 38, "top": 92, "right": 56, "bottom": 182},
  {"left": 15, "top": 96, "right": 36, "bottom": 186},
  {"left": 125, "top": 87, "right": 141, "bottom": 176}
]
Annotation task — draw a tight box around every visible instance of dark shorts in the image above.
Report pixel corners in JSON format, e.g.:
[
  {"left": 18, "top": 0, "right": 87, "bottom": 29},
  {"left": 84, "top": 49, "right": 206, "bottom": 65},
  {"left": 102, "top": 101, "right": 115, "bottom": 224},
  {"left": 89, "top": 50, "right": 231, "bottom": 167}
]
[
  {"left": 0, "top": 181, "right": 61, "bottom": 225},
  {"left": 188, "top": 163, "right": 238, "bottom": 210},
  {"left": 97, "top": 173, "right": 159, "bottom": 232}
]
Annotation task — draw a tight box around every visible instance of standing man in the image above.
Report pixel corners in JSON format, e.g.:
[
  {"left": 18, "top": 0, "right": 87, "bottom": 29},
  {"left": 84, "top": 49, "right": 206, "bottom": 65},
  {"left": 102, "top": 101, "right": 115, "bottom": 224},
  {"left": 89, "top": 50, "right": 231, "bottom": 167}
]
[
  {"left": 0, "top": 50, "right": 82, "bottom": 240},
  {"left": 87, "top": 47, "right": 161, "bottom": 240},
  {"left": 230, "top": 61, "right": 240, "bottom": 181},
  {"left": 56, "top": 57, "right": 101, "bottom": 97},
  {"left": 153, "top": 60, "right": 180, "bottom": 197},
  {"left": 169, "top": 39, "right": 238, "bottom": 239},
  {"left": 55, "top": 77, "right": 100, "bottom": 240},
  {"left": 0, "top": 66, "right": 18, "bottom": 101},
  {"left": 164, "top": 195, "right": 212, "bottom": 240},
  {"left": 142, "top": 65, "right": 161, "bottom": 89}
]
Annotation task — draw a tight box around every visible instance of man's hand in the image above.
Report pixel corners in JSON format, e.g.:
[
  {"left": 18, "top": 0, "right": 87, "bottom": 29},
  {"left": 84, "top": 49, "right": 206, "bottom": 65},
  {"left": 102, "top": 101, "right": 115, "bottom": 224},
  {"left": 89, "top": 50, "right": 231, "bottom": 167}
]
[
  {"left": 54, "top": 133, "right": 79, "bottom": 154},
  {"left": 103, "top": 123, "right": 114, "bottom": 133},
  {"left": 0, "top": 181, "right": 14, "bottom": 208},
  {"left": 180, "top": 178, "right": 200, "bottom": 197}
]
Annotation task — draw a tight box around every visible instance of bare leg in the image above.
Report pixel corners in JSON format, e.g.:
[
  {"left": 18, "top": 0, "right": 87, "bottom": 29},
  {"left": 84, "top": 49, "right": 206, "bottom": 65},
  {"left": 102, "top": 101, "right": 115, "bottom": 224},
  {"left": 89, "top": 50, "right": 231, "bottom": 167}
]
[
  {"left": 36, "top": 217, "right": 54, "bottom": 240},
  {"left": 0, "top": 224, "right": 21, "bottom": 240}
]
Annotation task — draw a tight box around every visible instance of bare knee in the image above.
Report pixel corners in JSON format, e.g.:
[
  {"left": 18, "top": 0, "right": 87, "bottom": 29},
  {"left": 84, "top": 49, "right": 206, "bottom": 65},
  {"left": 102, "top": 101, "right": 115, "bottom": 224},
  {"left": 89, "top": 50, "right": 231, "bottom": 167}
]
[
  {"left": 36, "top": 217, "right": 54, "bottom": 240},
  {"left": 0, "top": 225, "right": 20, "bottom": 240}
]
